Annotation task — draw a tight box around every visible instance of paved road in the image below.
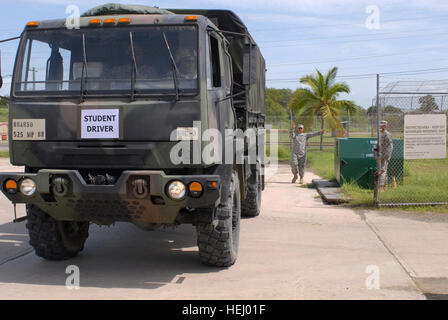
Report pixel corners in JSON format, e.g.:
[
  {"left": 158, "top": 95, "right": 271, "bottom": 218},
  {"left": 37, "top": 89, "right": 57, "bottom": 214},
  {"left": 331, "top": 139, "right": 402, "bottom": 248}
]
[
  {"left": 0, "top": 158, "right": 446, "bottom": 299},
  {"left": 0, "top": 142, "right": 8, "bottom": 151}
]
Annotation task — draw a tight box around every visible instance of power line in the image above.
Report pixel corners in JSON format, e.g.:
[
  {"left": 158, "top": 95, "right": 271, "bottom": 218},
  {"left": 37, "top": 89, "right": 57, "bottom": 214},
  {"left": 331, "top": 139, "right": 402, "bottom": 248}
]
[
  {"left": 251, "top": 14, "right": 448, "bottom": 33},
  {"left": 381, "top": 67, "right": 448, "bottom": 75},
  {"left": 266, "top": 67, "right": 448, "bottom": 82},
  {"left": 267, "top": 58, "right": 448, "bottom": 76},
  {"left": 258, "top": 27, "right": 443, "bottom": 44},
  {"left": 268, "top": 45, "right": 447, "bottom": 67},
  {"left": 261, "top": 32, "right": 448, "bottom": 49}
]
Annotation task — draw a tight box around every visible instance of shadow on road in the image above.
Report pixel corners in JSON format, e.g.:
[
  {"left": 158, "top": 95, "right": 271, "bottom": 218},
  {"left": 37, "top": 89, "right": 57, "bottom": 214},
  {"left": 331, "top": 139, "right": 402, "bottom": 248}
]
[{"left": 0, "top": 221, "right": 224, "bottom": 290}]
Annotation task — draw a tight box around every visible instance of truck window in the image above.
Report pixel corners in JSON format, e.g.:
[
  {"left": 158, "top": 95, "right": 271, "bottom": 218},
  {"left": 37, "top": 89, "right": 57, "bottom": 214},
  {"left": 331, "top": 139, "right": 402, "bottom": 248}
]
[
  {"left": 208, "top": 35, "right": 222, "bottom": 88},
  {"left": 14, "top": 26, "right": 198, "bottom": 97},
  {"left": 222, "top": 42, "right": 232, "bottom": 94}
]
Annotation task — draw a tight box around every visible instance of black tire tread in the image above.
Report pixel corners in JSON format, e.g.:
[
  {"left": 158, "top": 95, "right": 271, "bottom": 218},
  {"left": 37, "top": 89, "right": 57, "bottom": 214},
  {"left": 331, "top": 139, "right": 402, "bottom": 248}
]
[
  {"left": 26, "top": 205, "right": 88, "bottom": 260},
  {"left": 241, "top": 181, "right": 260, "bottom": 217},
  {"left": 241, "top": 165, "right": 261, "bottom": 217},
  {"left": 197, "top": 172, "right": 240, "bottom": 267}
]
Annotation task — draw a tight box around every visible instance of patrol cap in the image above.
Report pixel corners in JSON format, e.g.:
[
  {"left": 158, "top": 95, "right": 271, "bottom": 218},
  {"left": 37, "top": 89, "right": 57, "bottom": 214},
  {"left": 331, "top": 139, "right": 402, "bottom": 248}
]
[{"left": 380, "top": 120, "right": 388, "bottom": 126}]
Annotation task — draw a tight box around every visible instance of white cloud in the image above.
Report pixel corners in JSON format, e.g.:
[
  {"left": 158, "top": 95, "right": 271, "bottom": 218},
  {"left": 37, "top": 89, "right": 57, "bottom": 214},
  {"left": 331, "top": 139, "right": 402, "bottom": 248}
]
[{"left": 0, "top": 77, "right": 11, "bottom": 97}]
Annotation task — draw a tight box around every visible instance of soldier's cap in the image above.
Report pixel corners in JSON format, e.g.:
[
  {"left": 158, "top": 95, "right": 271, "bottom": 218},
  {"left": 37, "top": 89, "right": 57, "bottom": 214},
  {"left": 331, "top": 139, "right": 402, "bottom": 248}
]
[
  {"left": 297, "top": 124, "right": 304, "bottom": 129},
  {"left": 380, "top": 120, "right": 388, "bottom": 126}
]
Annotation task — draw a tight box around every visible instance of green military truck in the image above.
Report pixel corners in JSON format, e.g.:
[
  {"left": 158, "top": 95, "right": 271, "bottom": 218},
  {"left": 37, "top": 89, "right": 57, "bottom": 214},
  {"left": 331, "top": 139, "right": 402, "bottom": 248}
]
[{"left": 0, "top": 4, "right": 266, "bottom": 267}]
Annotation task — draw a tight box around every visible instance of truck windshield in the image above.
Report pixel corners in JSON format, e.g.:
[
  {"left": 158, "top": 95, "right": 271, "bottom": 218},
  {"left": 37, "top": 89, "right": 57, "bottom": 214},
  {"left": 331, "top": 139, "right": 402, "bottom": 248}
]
[{"left": 14, "top": 25, "right": 198, "bottom": 97}]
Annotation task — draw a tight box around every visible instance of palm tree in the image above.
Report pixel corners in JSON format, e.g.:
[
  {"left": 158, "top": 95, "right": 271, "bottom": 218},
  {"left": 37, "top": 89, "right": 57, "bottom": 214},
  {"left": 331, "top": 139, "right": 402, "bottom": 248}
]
[{"left": 288, "top": 67, "right": 358, "bottom": 150}]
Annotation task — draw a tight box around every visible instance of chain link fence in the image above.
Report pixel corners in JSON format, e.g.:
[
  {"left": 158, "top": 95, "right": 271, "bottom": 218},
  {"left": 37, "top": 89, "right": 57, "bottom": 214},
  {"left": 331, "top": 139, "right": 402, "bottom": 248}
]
[
  {"left": 266, "top": 114, "right": 377, "bottom": 152},
  {"left": 375, "top": 80, "right": 448, "bottom": 206}
]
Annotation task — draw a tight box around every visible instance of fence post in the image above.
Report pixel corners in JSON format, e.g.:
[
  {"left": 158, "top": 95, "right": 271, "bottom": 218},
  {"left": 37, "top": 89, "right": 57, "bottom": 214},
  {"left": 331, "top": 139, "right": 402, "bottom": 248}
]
[{"left": 374, "top": 74, "right": 381, "bottom": 207}]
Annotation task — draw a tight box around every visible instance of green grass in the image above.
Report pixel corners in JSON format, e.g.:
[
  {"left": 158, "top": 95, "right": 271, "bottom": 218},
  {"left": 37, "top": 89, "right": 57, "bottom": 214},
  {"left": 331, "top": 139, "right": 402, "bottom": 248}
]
[
  {"left": 306, "top": 149, "right": 335, "bottom": 181},
  {"left": 266, "top": 144, "right": 291, "bottom": 162},
  {"left": 0, "top": 150, "right": 9, "bottom": 158},
  {"left": 0, "top": 109, "right": 8, "bottom": 122},
  {"left": 305, "top": 148, "right": 448, "bottom": 212},
  {"left": 379, "top": 157, "right": 448, "bottom": 204}
]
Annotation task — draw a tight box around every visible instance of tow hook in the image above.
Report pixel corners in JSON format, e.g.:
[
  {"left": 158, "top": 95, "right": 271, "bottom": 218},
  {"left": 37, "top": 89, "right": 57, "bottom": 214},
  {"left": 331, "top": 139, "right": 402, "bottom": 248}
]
[
  {"left": 132, "top": 179, "right": 148, "bottom": 199},
  {"left": 53, "top": 177, "right": 69, "bottom": 197}
]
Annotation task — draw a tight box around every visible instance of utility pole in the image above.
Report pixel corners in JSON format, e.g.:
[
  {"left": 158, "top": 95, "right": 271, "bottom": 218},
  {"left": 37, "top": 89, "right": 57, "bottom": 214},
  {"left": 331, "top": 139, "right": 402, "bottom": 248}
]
[
  {"left": 347, "top": 109, "right": 350, "bottom": 137},
  {"left": 374, "top": 74, "right": 381, "bottom": 207},
  {"left": 30, "top": 67, "right": 37, "bottom": 90}
]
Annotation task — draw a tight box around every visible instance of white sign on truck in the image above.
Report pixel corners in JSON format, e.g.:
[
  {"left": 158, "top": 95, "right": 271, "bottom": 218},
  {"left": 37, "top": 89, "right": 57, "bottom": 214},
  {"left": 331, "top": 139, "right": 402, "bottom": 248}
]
[
  {"left": 12, "top": 119, "right": 46, "bottom": 140},
  {"left": 404, "top": 114, "right": 446, "bottom": 159},
  {"left": 81, "top": 109, "right": 119, "bottom": 139}
]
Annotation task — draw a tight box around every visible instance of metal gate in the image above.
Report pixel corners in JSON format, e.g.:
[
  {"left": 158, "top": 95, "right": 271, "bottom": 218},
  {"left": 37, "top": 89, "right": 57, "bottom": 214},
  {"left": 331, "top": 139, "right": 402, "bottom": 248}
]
[{"left": 374, "top": 77, "right": 448, "bottom": 206}]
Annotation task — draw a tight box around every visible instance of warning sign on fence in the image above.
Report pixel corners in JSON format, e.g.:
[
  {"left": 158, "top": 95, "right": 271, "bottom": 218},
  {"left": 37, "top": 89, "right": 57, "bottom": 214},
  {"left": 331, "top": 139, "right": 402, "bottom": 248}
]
[{"left": 404, "top": 114, "right": 446, "bottom": 159}]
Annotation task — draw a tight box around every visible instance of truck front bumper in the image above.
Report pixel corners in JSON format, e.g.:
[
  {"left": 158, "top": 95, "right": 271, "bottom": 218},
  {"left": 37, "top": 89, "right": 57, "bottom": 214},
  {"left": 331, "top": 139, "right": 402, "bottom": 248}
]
[{"left": 0, "top": 170, "right": 221, "bottom": 225}]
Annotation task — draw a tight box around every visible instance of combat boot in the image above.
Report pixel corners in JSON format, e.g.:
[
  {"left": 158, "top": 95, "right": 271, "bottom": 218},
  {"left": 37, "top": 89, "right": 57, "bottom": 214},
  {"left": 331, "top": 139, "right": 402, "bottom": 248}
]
[{"left": 292, "top": 173, "right": 298, "bottom": 183}]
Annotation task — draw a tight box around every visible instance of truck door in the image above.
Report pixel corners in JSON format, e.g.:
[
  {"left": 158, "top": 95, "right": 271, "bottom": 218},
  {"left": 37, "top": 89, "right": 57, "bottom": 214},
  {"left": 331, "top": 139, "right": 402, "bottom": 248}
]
[{"left": 206, "top": 32, "right": 232, "bottom": 133}]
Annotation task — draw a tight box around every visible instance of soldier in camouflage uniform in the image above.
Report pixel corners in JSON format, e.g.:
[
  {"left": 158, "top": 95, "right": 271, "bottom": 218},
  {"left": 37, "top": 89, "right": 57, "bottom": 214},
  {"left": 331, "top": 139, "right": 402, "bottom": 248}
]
[
  {"left": 290, "top": 123, "right": 325, "bottom": 184},
  {"left": 374, "top": 120, "right": 394, "bottom": 191}
]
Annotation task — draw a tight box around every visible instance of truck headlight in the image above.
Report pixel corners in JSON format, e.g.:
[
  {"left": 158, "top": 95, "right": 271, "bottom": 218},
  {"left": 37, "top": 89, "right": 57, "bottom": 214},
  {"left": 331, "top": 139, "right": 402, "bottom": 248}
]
[
  {"left": 167, "top": 181, "right": 186, "bottom": 200},
  {"left": 20, "top": 178, "right": 36, "bottom": 196}
]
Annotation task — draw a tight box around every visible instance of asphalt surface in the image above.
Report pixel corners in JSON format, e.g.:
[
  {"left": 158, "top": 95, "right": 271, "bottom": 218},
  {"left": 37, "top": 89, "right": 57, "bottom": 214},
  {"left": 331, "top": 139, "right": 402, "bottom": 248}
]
[
  {"left": 0, "top": 158, "right": 447, "bottom": 299},
  {"left": 0, "top": 142, "right": 8, "bottom": 151}
]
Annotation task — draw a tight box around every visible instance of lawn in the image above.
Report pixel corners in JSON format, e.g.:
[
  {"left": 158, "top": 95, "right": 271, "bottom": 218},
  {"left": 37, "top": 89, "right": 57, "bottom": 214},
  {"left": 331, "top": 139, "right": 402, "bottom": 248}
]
[
  {"left": 0, "top": 108, "right": 8, "bottom": 122},
  {"left": 304, "top": 147, "right": 448, "bottom": 211}
]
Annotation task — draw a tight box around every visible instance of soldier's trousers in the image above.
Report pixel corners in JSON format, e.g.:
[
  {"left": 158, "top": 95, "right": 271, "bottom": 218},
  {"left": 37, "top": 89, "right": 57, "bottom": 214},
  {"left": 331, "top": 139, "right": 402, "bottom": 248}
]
[
  {"left": 379, "top": 159, "right": 389, "bottom": 187},
  {"left": 291, "top": 153, "right": 306, "bottom": 178}
]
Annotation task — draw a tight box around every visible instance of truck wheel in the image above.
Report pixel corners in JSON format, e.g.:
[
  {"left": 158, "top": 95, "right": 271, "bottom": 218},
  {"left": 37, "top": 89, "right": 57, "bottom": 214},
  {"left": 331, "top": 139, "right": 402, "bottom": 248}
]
[
  {"left": 196, "top": 171, "right": 241, "bottom": 267},
  {"left": 26, "top": 205, "right": 89, "bottom": 260},
  {"left": 241, "top": 165, "right": 262, "bottom": 217}
]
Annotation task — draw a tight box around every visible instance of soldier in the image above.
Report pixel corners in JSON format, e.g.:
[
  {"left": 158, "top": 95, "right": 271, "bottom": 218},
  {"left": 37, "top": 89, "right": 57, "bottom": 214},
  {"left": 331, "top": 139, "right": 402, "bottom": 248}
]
[
  {"left": 290, "top": 123, "right": 325, "bottom": 184},
  {"left": 374, "top": 120, "right": 394, "bottom": 192},
  {"left": 108, "top": 43, "right": 158, "bottom": 89},
  {"left": 176, "top": 47, "right": 197, "bottom": 79}
]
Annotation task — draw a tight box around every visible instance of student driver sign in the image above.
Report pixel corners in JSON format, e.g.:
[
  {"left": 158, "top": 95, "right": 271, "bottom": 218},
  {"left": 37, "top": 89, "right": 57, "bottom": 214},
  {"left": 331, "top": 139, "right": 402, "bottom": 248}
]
[{"left": 81, "top": 109, "right": 119, "bottom": 139}]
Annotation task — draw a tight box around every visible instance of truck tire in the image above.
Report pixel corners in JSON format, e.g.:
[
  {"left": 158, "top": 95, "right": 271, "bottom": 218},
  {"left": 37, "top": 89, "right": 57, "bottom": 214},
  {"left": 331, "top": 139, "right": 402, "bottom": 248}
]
[
  {"left": 241, "top": 165, "right": 262, "bottom": 217},
  {"left": 26, "top": 204, "right": 89, "bottom": 260},
  {"left": 196, "top": 171, "right": 241, "bottom": 267}
]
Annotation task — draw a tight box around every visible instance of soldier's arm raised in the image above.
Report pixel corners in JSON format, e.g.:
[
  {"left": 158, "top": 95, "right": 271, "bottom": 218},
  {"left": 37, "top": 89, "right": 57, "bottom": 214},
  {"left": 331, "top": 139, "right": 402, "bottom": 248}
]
[
  {"left": 290, "top": 123, "right": 296, "bottom": 139},
  {"left": 306, "top": 129, "right": 325, "bottom": 139}
]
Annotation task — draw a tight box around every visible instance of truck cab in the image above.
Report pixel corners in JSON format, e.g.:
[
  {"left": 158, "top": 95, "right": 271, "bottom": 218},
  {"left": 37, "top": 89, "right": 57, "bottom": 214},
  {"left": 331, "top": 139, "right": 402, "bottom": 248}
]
[{"left": 0, "top": 4, "right": 265, "bottom": 267}]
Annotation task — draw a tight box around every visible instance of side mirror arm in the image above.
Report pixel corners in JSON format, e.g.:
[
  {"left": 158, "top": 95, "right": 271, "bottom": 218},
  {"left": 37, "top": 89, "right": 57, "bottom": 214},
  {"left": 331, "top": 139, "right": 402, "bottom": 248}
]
[{"left": 215, "top": 90, "right": 245, "bottom": 104}]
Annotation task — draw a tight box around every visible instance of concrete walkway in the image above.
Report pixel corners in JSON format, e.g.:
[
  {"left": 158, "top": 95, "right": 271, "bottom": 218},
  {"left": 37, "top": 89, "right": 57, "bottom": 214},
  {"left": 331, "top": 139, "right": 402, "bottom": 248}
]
[{"left": 0, "top": 159, "right": 446, "bottom": 299}]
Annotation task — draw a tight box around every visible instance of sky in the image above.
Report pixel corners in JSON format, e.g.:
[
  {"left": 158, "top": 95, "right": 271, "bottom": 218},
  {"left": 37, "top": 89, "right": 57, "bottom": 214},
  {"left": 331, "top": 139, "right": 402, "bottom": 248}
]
[{"left": 1, "top": 0, "right": 448, "bottom": 108}]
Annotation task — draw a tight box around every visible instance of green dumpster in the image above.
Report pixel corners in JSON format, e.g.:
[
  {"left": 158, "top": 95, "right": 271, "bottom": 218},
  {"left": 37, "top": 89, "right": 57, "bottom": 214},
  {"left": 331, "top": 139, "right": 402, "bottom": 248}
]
[{"left": 335, "top": 138, "right": 403, "bottom": 189}]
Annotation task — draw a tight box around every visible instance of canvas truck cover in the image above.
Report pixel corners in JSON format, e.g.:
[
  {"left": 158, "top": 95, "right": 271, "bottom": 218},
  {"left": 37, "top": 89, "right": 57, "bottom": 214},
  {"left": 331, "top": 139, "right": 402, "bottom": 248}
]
[
  {"left": 81, "top": 3, "right": 174, "bottom": 16},
  {"left": 169, "top": 9, "right": 266, "bottom": 116}
]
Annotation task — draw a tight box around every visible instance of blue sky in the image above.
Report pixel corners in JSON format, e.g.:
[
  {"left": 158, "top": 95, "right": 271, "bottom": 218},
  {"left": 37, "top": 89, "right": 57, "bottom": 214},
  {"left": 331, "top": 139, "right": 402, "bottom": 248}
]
[{"left": 1, "top": 0, "right": 448, "bottom": 108}]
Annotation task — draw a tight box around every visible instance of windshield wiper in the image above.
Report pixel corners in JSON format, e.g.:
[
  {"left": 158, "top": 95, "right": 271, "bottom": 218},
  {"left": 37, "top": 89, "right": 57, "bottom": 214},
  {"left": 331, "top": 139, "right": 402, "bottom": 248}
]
[
  {"left": 162, "top": 32, "right": 180, "bottom": 101},
  {"left": 129, "top": 32, "right": 138, "bottom": 102},
  {"left": 79, "top": 33, "right": 88, "bottom": 103}
]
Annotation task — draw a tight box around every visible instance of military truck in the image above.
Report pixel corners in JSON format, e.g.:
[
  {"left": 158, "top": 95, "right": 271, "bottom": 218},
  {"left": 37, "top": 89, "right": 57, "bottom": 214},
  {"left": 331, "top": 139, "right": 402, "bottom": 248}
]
[{"left": 0, "top": 4, "right": 265, "bottom": 267}]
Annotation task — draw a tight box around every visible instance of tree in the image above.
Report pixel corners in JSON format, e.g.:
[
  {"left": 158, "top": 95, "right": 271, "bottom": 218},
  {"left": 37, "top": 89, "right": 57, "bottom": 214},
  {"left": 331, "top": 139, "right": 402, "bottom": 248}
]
[
  {"left": 419, "top": 95, "right": 439, "bottom": 113},
  {"left": 0, "top": 96, "right": 9, "bottom": 108},
  {"left": 266, "top": 88, "right": 292, "bottom": 109},
  {"left": 266, "top": 98, "right": 287, "bottom": 118},
  {"left": 288, "top": 67, "right": 358, "bottom": 150}
]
